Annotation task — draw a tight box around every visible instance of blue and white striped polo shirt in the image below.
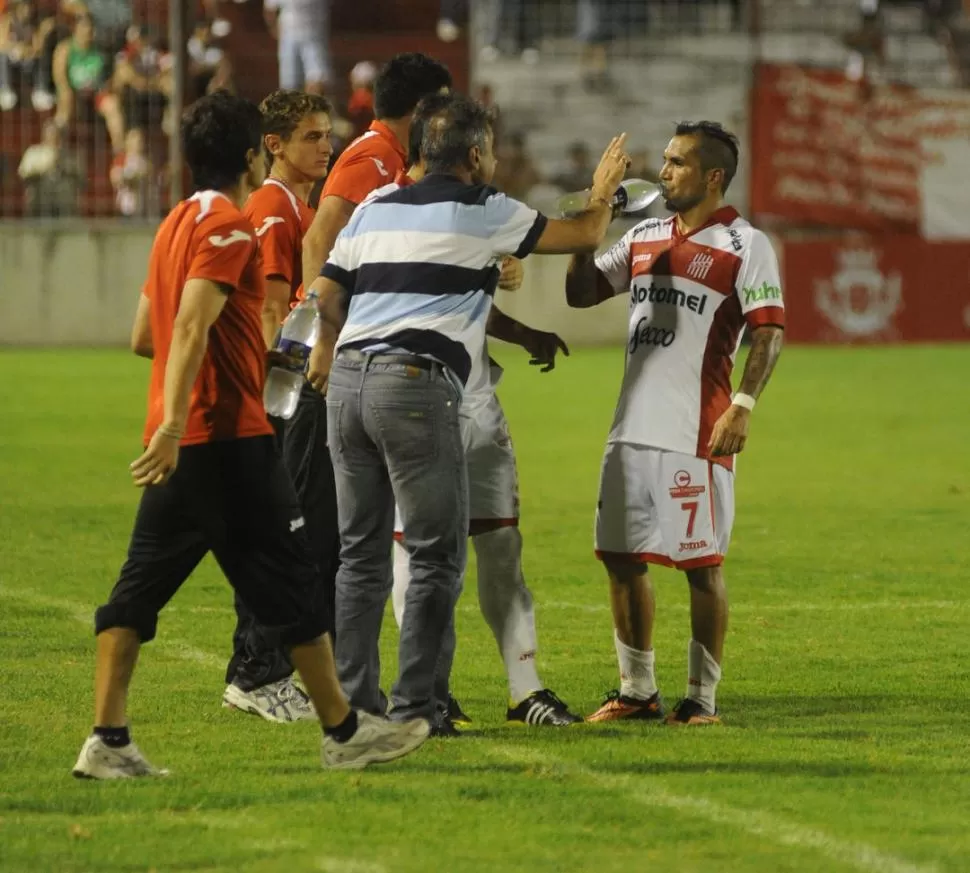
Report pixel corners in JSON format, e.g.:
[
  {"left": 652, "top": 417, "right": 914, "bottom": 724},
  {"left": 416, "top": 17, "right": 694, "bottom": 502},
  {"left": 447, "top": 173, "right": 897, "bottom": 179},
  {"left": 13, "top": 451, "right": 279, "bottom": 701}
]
[{"left": 321, "top": 173, "right": 547, "bottom": 385}]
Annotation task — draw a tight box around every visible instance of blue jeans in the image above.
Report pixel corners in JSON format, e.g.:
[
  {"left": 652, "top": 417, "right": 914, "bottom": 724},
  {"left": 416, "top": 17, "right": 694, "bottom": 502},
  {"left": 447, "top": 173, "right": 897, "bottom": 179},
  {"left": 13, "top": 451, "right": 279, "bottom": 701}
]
[
  {"left": 327, "top": 352, "right": 468, "bottom": 721},
  {"left": 278, "top": 20, "right": 331, "bottom": 88}
]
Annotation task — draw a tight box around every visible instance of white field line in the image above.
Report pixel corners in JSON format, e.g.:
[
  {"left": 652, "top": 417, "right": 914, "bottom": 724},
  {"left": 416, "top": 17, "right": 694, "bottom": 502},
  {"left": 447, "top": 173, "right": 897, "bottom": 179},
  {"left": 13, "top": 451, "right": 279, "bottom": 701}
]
[
  {"left": 494, "top": 746, "right": 941, "bottom": 873},
  {"left": 0, "top": 585, "right": 222, "bottom": 667}
]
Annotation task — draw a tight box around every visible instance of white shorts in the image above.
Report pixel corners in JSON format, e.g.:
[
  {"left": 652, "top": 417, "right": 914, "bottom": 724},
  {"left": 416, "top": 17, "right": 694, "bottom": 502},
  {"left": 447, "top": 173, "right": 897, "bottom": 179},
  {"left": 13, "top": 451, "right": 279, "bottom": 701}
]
[
  {"left": 394, "top": 387, "right": 518, "bottom": 535},
  {"left": 594, "top": 444, "right": 735, "bottom": 569}
]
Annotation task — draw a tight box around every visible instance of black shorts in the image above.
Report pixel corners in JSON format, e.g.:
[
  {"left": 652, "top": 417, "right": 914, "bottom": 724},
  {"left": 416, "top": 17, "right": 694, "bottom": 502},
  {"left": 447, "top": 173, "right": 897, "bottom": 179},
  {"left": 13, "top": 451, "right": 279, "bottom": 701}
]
[{"left": 95, "top": 436, "right": 326, "bottom": 647}]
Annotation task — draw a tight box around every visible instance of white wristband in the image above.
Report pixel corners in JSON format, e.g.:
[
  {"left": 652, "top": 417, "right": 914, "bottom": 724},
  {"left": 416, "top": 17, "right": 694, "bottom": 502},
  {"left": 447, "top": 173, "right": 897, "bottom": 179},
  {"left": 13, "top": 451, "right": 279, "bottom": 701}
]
[{"left": 732, "top": 392, "right": 756, "bottom": 411}]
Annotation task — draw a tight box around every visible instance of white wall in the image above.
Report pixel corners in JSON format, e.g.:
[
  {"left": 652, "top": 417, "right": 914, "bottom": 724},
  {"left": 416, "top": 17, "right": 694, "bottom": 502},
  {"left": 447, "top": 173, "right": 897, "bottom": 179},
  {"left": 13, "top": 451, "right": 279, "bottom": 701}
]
[
  {"left": 0, "top": 223, "right": 154, "bottom": 345},
  {"left": 0, "top": 223, "right": 630, "bottom": 347}
]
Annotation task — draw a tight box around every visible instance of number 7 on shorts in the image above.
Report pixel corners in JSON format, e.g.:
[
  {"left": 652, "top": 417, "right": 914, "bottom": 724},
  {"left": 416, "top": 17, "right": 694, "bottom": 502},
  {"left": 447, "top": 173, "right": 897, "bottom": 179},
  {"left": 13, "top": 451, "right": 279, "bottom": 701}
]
[{"left": 681, "top": 501, "right": 699, "bottom": 539}]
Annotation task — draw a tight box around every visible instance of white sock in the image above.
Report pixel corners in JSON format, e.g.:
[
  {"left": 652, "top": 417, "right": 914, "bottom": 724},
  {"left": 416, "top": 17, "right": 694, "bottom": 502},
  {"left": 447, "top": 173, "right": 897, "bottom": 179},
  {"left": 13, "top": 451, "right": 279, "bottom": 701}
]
[
  {"left": 615, "top": 631, "right": 657, "bottom": 700},
  {"left": 474, "top": 527, "right": 542, "bottom": 704},
  {"left": 686, "top": 638, "right": 721, "bottom": 713},
  {"left": 391, "top": 539, "right": 410, "bottom": 629}
]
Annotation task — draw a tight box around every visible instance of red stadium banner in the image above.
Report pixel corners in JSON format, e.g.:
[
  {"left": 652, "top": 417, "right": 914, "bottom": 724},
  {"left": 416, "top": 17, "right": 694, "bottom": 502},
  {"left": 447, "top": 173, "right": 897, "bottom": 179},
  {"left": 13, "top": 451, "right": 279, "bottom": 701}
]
[
  {"left": 782, "top": 238, "right": 970, "bottom": 343},
  {"left": 750, "top": 63, "right": 970, "bottom": 238}
]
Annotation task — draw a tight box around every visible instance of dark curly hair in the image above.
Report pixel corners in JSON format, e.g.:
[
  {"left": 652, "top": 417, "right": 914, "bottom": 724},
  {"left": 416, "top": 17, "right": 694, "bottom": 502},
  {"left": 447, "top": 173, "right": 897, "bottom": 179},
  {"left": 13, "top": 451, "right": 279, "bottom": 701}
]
[{"left": 182, "top": 90, "right": 263, "bottom": 191}]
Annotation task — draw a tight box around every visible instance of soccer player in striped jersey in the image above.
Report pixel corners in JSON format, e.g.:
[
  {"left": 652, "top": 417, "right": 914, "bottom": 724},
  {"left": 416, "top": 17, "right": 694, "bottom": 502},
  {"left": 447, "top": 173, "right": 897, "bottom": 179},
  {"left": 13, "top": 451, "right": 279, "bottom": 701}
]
[{"left": 566, "top": 121, "right": 785, "bottom": 726}]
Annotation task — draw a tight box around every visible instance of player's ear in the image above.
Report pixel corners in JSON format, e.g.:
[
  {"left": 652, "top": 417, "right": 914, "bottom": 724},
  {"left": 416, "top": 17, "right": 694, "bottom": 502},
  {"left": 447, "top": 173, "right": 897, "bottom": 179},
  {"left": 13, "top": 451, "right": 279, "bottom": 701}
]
[
  {"left": 708, "top": 167, "right": 724, "bottom": 193},
  {"left": 467, "top": 144, "right": 481, "bottom": 172},
  {"left": 264, "top": 133, "right": 283, "bottom": 158}
]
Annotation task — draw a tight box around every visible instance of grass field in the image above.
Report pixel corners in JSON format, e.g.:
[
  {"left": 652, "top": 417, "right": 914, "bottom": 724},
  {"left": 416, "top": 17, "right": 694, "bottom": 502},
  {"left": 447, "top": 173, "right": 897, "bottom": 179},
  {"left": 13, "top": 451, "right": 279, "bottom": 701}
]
[{"left": 1, "top": 344, "right": 969, "bottom": 873}]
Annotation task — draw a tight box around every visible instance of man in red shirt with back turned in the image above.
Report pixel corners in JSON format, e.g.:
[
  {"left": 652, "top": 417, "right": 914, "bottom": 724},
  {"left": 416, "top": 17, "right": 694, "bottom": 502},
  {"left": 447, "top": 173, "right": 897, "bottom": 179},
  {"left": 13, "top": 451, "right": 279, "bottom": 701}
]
[{"left": 70, "top": 91, "right": 429, "bottom": 779}]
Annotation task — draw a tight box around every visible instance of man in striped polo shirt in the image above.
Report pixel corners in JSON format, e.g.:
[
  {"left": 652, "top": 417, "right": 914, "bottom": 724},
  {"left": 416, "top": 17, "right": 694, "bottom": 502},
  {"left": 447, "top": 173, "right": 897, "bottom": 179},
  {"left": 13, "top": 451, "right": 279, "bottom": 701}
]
[{"left": 309, "top": 93, "right": 630, "bottom": 726}]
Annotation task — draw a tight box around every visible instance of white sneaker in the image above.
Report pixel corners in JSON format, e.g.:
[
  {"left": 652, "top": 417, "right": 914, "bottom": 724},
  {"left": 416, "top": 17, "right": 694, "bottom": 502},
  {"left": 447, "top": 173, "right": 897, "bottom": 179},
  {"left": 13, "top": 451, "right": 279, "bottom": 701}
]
[
  {"left": 222, "top": 677, "right": 318, "bottom": 723},
  {"left": 31, "top": 89, "right": 55, "bottom": 112},
  {"left": 0, "top": 88, "right": 17, "bottom": 111},
  {"left": 72, "top": 735, "right": 168, "bottom": 779},
  {"left": 322, "top": 711, "right": 430, "bottom": 770}
]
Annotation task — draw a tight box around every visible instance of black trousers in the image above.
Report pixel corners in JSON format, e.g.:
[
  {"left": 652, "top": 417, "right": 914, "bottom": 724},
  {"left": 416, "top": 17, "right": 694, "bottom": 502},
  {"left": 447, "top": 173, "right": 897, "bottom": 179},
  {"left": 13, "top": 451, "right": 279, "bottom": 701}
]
[
  {"left": 96, "top": 437, "right": 327, "bottom": 650},
  {"left": 225, "top": 387, "right": 341, "bottom": 691}
]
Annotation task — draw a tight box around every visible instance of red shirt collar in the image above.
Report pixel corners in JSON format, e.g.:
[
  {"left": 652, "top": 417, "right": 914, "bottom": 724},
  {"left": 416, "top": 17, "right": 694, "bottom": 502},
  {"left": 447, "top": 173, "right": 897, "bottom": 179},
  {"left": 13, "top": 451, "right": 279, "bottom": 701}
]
[
  {"left": 672, "top": 205, "right": 740, "bottom": 241},
  {"left": 369, "top": 119, "right": 407, "bottom": 165}
]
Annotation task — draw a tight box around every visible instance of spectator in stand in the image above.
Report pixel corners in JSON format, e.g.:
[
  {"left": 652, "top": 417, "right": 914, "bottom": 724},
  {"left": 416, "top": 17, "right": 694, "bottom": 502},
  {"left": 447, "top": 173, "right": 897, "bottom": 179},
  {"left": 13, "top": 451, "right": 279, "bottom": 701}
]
[
  {"left": 551, "top": 141, "right": 593, "bottom": 193},
  {"left": 61, "top": 0, "right": 130, "bottom": 54},
  {"left": 52, "top": 14, "right": 125, "bottom": 152},
  {"left": 492, "top": 130, "right": 541, "bottom": 202},
  {"left": 844, "top": 0, "right": 885, "bottom": 81},
  {"left": 437, "top": 0, "right": 463, "bottom": 42},
  {"left": 0, "top": 0, "right": 56, "bottom": 111},
  {"left": 346, "top": 60, "right": 375, "bottom": 139},
  {"left": 263, "top": 0, "right": 330, "bottom": 95},
  {"left": 18, "top": 118, "right": 81, "bottom": 216},
  {"left": 480, "top": 0, "right": 542, "bottom": 65},
  {"left": 110, "top": 126, "right": 157, "bottom": 217},
  {"left": 577, "top": 0, "right": 620, "bottom": 92},
  {"left": 114, "top": 25, "right": 172, "bottom": 133},
  {"left": 188, "top": 18, "right": 232, "bottom": 98}
]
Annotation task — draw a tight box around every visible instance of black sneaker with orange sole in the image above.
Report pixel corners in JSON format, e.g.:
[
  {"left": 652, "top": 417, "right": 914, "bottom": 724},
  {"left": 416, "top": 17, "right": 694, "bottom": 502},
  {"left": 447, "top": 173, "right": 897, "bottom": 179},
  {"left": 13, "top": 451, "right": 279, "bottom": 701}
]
[
  {"left": 665, "top": 697, "right": 721, "bottom": 726},
  {"left": 586, "top": 690, "right": 665, "bottom": 723}
]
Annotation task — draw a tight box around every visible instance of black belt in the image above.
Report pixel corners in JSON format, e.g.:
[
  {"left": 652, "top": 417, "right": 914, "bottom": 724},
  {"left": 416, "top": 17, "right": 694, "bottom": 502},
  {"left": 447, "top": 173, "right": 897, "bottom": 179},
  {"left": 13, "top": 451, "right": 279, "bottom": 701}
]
[{"left": 337, "top": 348, "right": 436, "bottom": 372}]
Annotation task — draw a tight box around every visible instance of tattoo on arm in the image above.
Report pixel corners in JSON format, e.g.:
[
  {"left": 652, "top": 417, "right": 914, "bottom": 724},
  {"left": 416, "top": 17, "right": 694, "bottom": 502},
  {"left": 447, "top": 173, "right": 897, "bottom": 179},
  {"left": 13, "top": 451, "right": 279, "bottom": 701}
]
[{"left": 739, "top": 325, "right": 784, "bottom": 399}]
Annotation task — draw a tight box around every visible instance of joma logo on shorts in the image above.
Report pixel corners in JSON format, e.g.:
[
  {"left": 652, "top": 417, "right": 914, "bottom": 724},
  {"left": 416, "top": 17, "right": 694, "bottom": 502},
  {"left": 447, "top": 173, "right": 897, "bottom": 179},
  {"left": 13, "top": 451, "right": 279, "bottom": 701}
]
[
  {"left": 630, "top": 282, "right": 707, "bottom": 314},
  {"left": 680, "top": 540, "right": 709, "bottom": 551}
]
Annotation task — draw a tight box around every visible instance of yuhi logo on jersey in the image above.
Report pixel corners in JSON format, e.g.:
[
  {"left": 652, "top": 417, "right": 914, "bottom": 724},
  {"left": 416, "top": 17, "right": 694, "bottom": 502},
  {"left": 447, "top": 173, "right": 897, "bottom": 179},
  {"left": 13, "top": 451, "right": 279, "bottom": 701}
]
[
  {"left": 685, "top": 252, "right": 715, "bottom": 281},
  {"left": 742, "top": 282, "right": 782, "bottom": 306},
  {"left": 630, "top": 282, "right": 708, "bottom": 314},
  {"left": 669, "top": 470, "right": 705, "bottom": 499},
  {"left": 814, "top": 248, "right": 902, "bottom": 338}
]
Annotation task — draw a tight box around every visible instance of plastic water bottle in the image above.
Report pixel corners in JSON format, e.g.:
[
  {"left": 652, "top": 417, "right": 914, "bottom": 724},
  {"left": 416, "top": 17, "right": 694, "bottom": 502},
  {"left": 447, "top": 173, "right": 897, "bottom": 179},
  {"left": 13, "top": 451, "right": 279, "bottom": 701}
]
[
  {"left": 556, "top": 178, "right": 661, "bottom": 219},
  {"left": 263, "top": 292, "right": 321, "bottom": 420}
]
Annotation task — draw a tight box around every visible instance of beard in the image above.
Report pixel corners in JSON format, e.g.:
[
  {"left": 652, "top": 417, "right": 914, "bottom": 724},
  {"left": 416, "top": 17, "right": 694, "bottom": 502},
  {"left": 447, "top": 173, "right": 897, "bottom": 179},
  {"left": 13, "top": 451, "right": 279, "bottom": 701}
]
[{"left": 662, "top": 187, "right": 705, "bottom": 214}]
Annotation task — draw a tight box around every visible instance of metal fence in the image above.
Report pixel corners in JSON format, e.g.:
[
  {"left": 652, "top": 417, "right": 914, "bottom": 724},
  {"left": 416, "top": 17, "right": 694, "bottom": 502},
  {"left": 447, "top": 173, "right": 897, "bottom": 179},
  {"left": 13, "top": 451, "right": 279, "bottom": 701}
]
[{"left": 0, "top": 0, "right": 966, "bottom": 221}]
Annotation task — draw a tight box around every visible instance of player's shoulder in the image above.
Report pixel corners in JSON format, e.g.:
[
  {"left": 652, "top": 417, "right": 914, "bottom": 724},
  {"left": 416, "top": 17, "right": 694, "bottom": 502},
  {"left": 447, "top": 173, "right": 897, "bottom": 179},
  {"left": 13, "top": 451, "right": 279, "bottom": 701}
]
[
  {"left": 713, "top": 209, "right": 770, "bottom": 254},
  {"left": 192, "top": 194, "right": 256, "bottom": 250},
  {"left": 245, "top": 181, "right": 292, "bottom": 214}
]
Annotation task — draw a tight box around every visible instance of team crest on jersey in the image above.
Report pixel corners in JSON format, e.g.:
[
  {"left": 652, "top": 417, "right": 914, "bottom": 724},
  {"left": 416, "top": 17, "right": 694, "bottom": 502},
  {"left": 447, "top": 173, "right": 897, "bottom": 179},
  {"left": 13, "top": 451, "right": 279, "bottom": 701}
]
[
  {"left": 814, "top": 248, "right": 902, "bottom": 338},
  {"left": 685, "top": 252, "right": 715, "bottom": 281},
  {"left": 669, "top": 470, "right": 705, "bottom": 499}
]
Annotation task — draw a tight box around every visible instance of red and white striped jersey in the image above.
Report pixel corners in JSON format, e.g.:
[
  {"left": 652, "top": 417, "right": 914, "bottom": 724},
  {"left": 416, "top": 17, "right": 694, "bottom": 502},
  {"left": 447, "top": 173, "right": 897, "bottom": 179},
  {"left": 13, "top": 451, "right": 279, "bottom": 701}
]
[{"left": 595, "top": 206, "right": 784, "bottom": 470}]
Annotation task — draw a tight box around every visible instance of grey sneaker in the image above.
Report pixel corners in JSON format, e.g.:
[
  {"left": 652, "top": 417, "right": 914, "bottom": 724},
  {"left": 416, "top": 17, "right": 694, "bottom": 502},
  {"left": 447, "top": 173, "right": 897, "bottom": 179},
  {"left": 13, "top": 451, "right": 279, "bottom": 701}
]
[
  {"left": 322, "top": 711, "right": 430, "bottom": 770},
  {"left": 222, "top": 677, "right": 317, "bottom": 723},
  {"left": 72, "top": 735, "right": 169, "bottom": 779}
]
